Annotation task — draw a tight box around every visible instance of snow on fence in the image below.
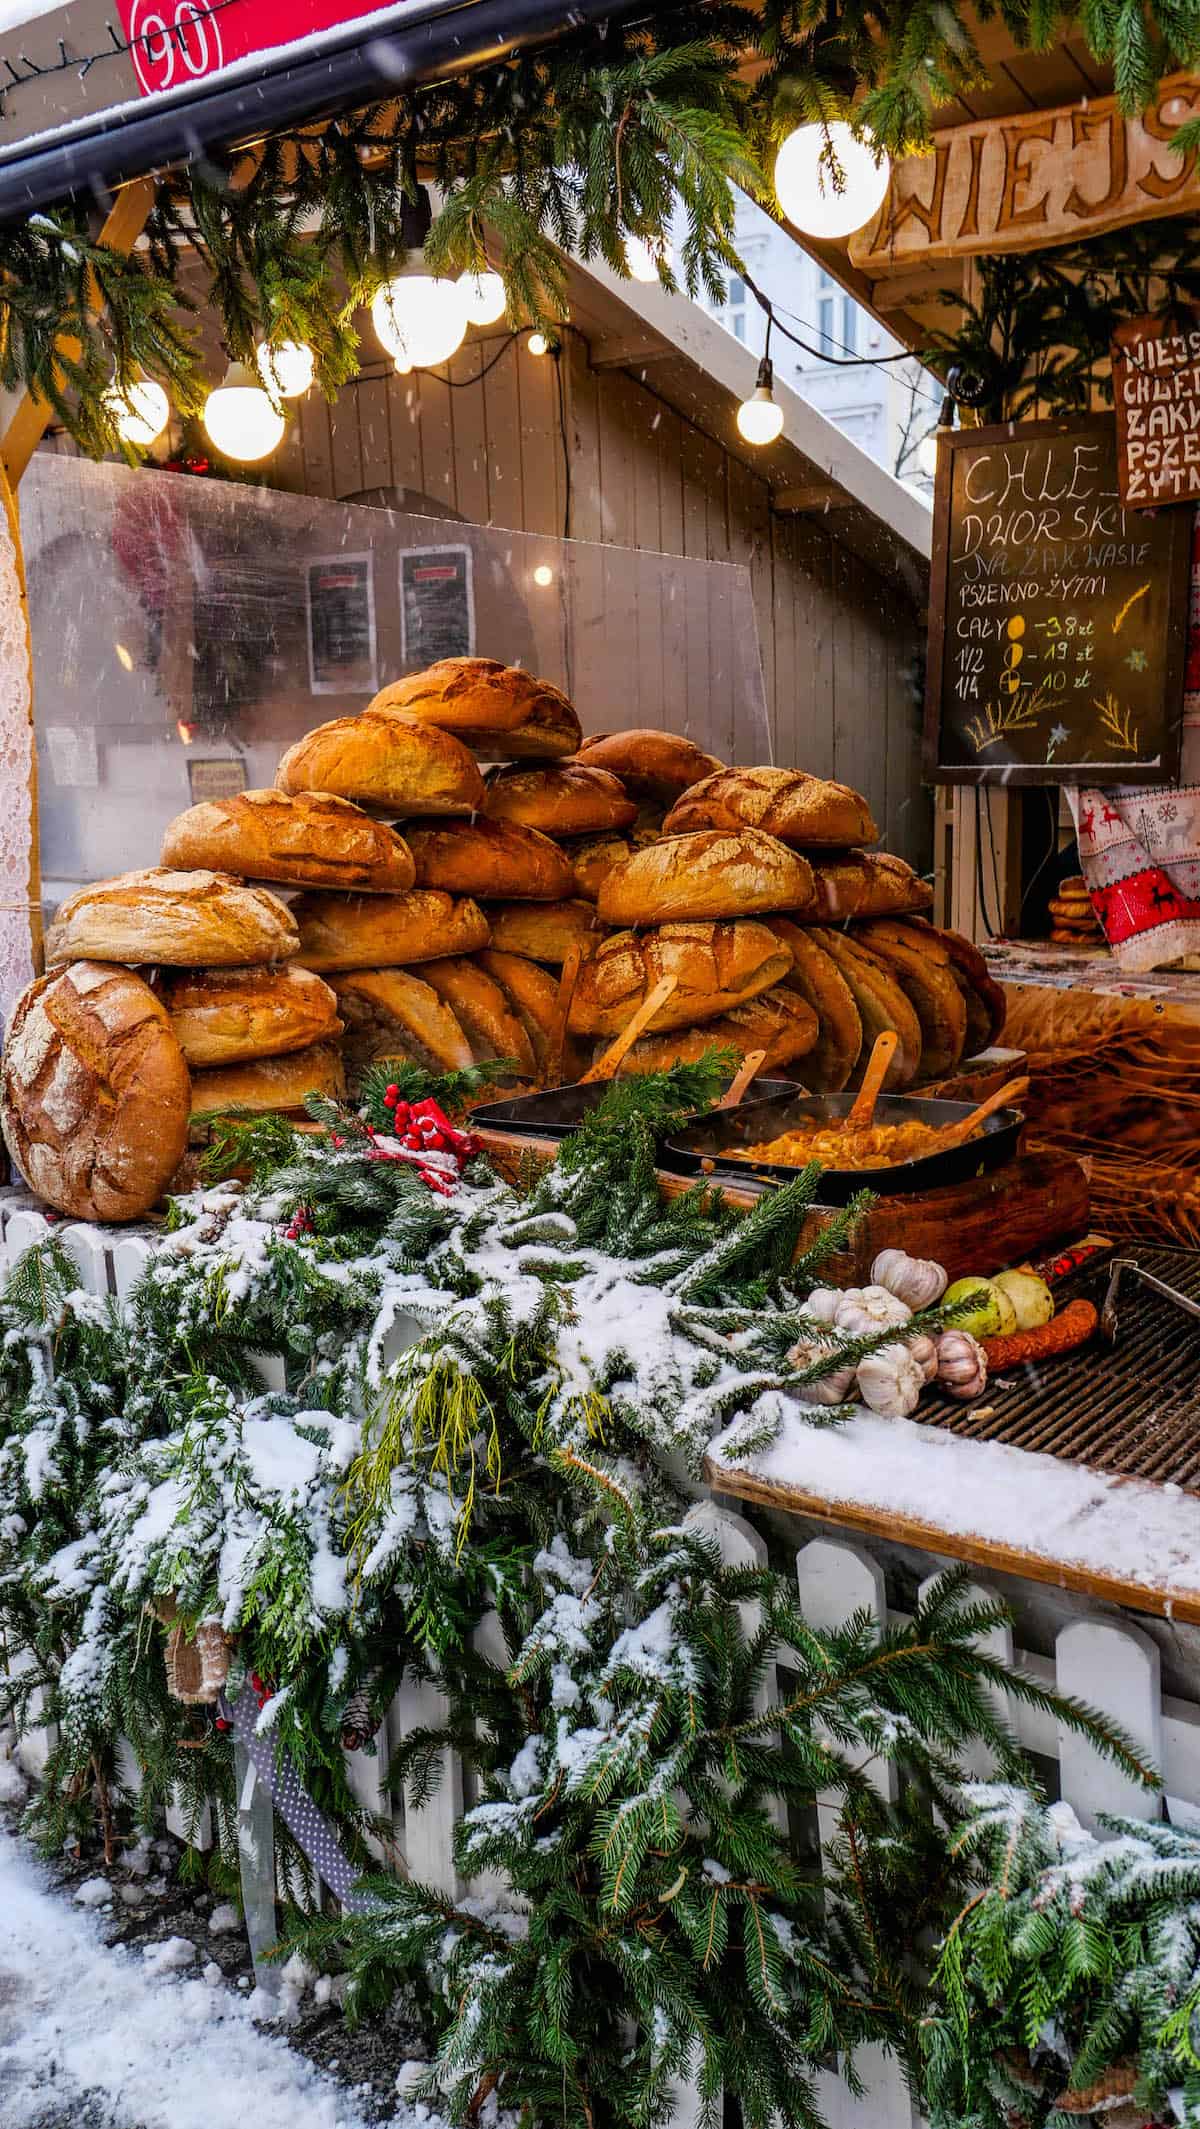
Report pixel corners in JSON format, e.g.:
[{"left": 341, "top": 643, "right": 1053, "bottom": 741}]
[{"left": 3, "top": 1191, "right": 1200, "bottom": 2128}]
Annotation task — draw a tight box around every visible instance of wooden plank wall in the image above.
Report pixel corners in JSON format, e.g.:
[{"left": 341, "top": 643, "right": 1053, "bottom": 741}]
[{"left": 269, "top": 332, "right": 929, "bottom": 866}]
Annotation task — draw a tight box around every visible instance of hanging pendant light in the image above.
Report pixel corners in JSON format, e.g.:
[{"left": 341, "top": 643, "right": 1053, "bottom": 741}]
[
  {"left": 737, "top": 356, "right": 784, "bottom": 446},
  {"left": 203, "top": 360, "right": 286, "bottom": 463},
  {"left": 527, "top": 331, "right": 550, "bottom": 357},
  {"left": 462, "top": 270, "right": 507, "bottom": 326},
  {"left": 102, "top": 374, "right": 170, "bottom": 447},
  {"left": 774, "top": 120, "right": 891, "bottom": 239},
  {"left": 256, "top": 339, "right": 315, "bottom": 398}
]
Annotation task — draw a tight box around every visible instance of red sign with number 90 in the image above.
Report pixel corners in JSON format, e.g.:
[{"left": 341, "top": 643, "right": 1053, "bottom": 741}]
[{"left": 118, "top": 0, "right": 399, "bottom": 96}]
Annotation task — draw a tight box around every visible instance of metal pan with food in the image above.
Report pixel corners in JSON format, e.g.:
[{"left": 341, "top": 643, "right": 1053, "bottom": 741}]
[{"left": 471, "top": 1072, "right": 799, "bottom": 1143}]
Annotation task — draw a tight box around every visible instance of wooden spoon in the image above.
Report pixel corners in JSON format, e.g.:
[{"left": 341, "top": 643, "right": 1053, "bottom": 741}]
[
  {"left": 579, "top": 975, "right": 679, "bottom": 1083},
  {"left": 937, "top": 1076, "right": 1030, "bottom": 1153},
  {"left": 843, "top": 1030, "right": 898, "bottom": 1132},
  {"left": 546, "top": 940, "right": 585, "bottom": 1087},
  {"left": 716, "top": 1049, "right": 768, "bottom": 1110}
]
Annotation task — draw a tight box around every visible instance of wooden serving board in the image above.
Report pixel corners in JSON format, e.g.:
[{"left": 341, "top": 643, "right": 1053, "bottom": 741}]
[{"left": 472, "top": 1126, "right": 1089, "bottom": 1283}]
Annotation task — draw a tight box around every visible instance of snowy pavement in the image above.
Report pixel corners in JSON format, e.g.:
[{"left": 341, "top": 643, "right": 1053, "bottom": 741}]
[{"left": 0, "top": 1820, "right": 439, "bottom": 2129}]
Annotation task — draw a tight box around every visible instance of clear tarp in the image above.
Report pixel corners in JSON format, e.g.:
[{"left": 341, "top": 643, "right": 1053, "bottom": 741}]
[{"left": 21, "top": 456, "right": 770, "bottom": 903}]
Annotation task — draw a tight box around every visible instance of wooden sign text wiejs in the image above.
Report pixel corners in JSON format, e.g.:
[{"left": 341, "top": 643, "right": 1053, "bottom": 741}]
[{"left": 1113, "top": 311, "right": 1200, "bottom": 509}]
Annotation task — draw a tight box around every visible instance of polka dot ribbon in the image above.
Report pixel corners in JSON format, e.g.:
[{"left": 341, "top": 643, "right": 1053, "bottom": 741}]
[{"left": 219, "top": 1680, "right": 380, "bottom": 1915}]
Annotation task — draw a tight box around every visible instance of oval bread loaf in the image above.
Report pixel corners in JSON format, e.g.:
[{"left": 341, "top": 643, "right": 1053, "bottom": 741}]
[
  {"left": 371, "top": 660, "right": 580, "bottom": 758},
  {"left": 663, "top": 766, "right": 877, "bottom": 849},
  {"left": 161, "top": 789, "right": 415, "bottom": 893},
  {"left": 597, "top": 829, "right": 815, "bottom": 927},
  {"left": 418, "top": 957, "right": 536, "bottom": 1077},
  {"left": 483, "top": 763, "right": 637, "bottom": 836},
  {"left": 276, "top": 709, "right": 485, "bottom": 816},
  {"left": 189, "top": 1041, "right": 346, "bottom": 1131},
  {"left": 46, "top": 869, "right": 299, "bottom": 969},
  {"left": 482, "top": 900, "right": 601, "bottom": 965},
  {"left": 331, "top": 968, "right": 474, "bottom": 1085},
  {"left": 615, "top": 986, "right": 819, "bottom": 1075},
  {"left": 406, "top": 817, "right": 575, "bottom": 901},
  {"left": 565, "top": 829, "right": 659, "bottom": 903},
  {"left": 573, "top": 728, "right": 724, "bottom": 803},
  {"left": 767, "top": 920, "right": 863, "bottom": 1092},
  {"left": 854, "top": 920, "right": 968, "bottom": 1082},
  {"left": 161, "top": 964, "right": 343, "bottom": 1067},
  {"left": 478, "top": 949, "right": 583, "bottom": 1080},
  {"left": 569, "top": 920, "right": 792, "bottom": 1036},
  {"left": 1, "top": 961, "right": 191, "bottom": 1221},
  {"left": 810, "top": 927, "right": 922, "bottom": 1089},
  {"left": 805, "top": 851, "right": 932, "bottom": 924},
  {"left": 291, "top": 889, "right": 489, "bottom": 973}
]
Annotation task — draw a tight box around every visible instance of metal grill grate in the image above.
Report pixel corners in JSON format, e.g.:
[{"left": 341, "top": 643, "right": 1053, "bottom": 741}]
[{"left": 916, "top": 1247, "right": 1200, "bottom": 1491}]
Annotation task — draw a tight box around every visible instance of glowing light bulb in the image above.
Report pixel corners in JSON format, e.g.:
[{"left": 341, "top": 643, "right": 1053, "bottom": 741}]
[
  {"left": 394, "top": 354, "right": 413, "bottom": 377},
  {"left": 256, "top": 339, "right": 315, "bottom": 398},
  {"left": 532, "top": 564, "right": 554, "bottom": 587},
  {"left": 624, "top": 234, "right": 671, "bottom": 283},
  {"left": 527, "top": 331, "right": 549, "bottom": 357},
  {"left": 203, "top": 361, "right": 286, "bottom": 463},
  {"left": 103, "top": 376, "right": 169, "bottom": 447},
  {"left": 736, "top": 359, "right": 784, "bottom": 446},
  {"left": 917, "top": 428, "right": 940, "bottom": 480},
  {"left": 774, "top": 121, "right": 891, "bottom": 239},
  {"left": 371, "top": 261, "right": 468, "bottom": 369},
  {"left": 462, "top": 270, "right": 507, "bottom": 325}
]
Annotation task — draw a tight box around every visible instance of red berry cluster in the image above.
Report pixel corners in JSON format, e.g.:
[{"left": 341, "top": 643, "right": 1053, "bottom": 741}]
[
  {"left": 214, "top": 1668, "right": 271, "bottom": 1736},
  {"left": 283, "top": 1205, "right": 314, "bottom": 1243}
]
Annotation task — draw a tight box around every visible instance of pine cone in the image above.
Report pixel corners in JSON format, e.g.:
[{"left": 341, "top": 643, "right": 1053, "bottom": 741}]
[
  {"left": 1055, "top": 2061, "right": 1138, "bottom": 2114},
  {"left": 340, "top": 1681, "right": 377, "bottom": 1751}
]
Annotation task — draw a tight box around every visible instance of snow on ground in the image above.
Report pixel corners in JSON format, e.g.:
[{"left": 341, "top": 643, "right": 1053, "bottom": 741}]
[{"left": 0, "top": 1822, "right": 443, "bottom": 2129}]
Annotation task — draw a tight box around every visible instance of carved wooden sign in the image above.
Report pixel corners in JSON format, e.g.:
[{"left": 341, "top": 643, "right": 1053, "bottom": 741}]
[
  {"left": 849, "top": 72, "right": 1200, "bottom": 276},
  {"left": 1112, "top": 311, "right": 1200, "bottom": 509}
]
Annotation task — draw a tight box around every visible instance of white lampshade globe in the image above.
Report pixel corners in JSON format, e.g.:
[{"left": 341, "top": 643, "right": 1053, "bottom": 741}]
[
  {"left": 527, "top": 331, "right": 549, "bottom": 357},
  {"left": 104, "top": 376, "right": 169, "bottom": 447},
  {"left": 462, "top": 271, "right": 507, "bottom": 326},
  {"left": 917, "top": 428, "right": 940, "bottom": 480},
  {"left": 737, "top": 387, "right": 785, "bottom": 446},
  {"left": 256, "top": 339, "right": 315, "bottom": 398},
  {"left": 774, "top": 121, "right": 891, "bottom": 239},
  {"left": 371, "top": 269, "right": 467, "bottom": 369},
  {"left": 625, "top": 234, "right": 669, "bottom": 283},
  {"left": 203, "top": 363, "right": 286, "bottom": 462}
]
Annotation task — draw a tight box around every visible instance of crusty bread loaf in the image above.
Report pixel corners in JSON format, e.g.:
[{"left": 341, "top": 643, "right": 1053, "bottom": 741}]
[
  {"left": 569, "top": 921, "right": 792, "bottom": 1036},
  {"left": 161, "top": 964, "right": 343, "bottom": 1068},
  {"left": 406, "top": 818, "right": 575, "bottom": 901},
  {"left": 479, "top": 949, "right": 583, "bottom": 1080},
  {"left": 371, "top": 661, "right": 579, "bottom": 758},
  {"left": 854, "top": 920, "right": 968, "bottom": 1082},
  {"left": 615, "top": 987, "right": 819, "bottom": 1075},
  {"left": 291, "top": 889, "right": 489, "bottom": 973},
  {"left": 161, "top": 789, "right": 415, "bottom": 893},
  {"left": 573, "top": 729, "right": 724, "bottom": 803},
  {"left": 805, "top": 851, "right": 933, "bottom": 924},
  {"left": 767, "top": 920, "right": 863, "bottom": 1092},
  {"left": 1, "top": 962, "right": 191, "bottom": 1221},
  {"left": 663, "top": 766, "right": 877, "bottom": 850},
  {"left": 905, "top": 920, "right": 1007, "bottom": 1052},
  {"left": 418, "top": 957, "right": 536, "bottom": 1077},
  {"left": 276, "top": 709, "right": 485, "bottom": 816},
  {"left": 189, "top": 1041, "right": 345, "bottom": 1130},
  {"left": 565, "top": 829, "right": 659, "bottom": 903},
  {"left": 46, "top": 869, "right": 299, "bottom": 969},
  {"left": 597, "top": 829, "right": 815, "bottom": 927},
  {"left": 331, "top": 969, "right": 474, "bottom": 1085},
  {"left": 483, "top": 763, "right": 638, "bottom": 837},
  {"left": 811, "top": 928, "right": 922, "bottom": 1089},
  {"left": 482, "top": 899, "right": 602, "bottom": 965}
]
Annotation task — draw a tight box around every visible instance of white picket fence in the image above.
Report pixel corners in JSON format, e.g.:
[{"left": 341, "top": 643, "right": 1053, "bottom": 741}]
[{"left": 2, "top": 1187, "right": 1199, "bottom": 2128}]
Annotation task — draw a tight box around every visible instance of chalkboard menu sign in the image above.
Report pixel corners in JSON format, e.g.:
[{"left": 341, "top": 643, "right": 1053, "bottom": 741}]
[
  {"left": 1113, "top": 310, "right": 1200, "bottom": 509},
  {"left": 926, "top": 414, "right": 1191, "bottom": 787}
]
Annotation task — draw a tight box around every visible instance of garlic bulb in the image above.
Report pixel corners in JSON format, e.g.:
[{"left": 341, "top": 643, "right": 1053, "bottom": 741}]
[
  {"left": 870, "top": 1248, "right": 948, "bottom": 1311},
  {"left": 856, "top": 1340, "right": 924, "bottom": 1418},
  {"left": 786, "top": 1333, "right": 857, "bottom": 1405},
  {"left": 803, "top": 1287, "right": 843, "bottom": 1326},
  {"left": 906, "top": 1331, "right": 939, "bottom": 1383},
  {"left": 834, "top": 1284, "right": 913, "bottom": 1338},
  {"left": 935, "top": 1328, "right": 988, "bottom": 1401}
]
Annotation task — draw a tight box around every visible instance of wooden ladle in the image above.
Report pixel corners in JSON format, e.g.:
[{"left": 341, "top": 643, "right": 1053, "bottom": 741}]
[
  {"left": 937, "top": 1075, "right": 1031, "bottom": 1153},
  {"left": 716, "top": 1049, "right": 768, "bottom": 1110},
  {"left": 580, "top": 974, "right": 679, "bottom": 1083},
  {"left": 843, "top": 1030, "right": 898, "bottom": 1132}
]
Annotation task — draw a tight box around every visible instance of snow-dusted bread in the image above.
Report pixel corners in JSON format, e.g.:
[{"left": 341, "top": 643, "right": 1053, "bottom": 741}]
[
  {"left": 45, "top": 868, "right": 299, "bottom": 968},
  {"left": 569, "top": 920, "right": 792, "bottom": 1036},
  {"left": 597, "top": 829, "right": 815, "bottom": 927},
  {"left": 290, "top": 888, "right": 489, "bottom": 973},
  {"left": 276, "top": 708, "right": 485, "bottom": 816},
  {"left": 406, "top": 818, "right": 575, "bottom": 901},
  {"left": 161, "top": 789, "right": 415, "bottom": 893},
  {"left": 662, "top": 765, "right": 877, "bottom": 849},
  {"left": 160, "top": 964, "right": 343, "bottom": 1068},
  {"left": 1, "top": 961, "right": 191, "bottom": 1221}
]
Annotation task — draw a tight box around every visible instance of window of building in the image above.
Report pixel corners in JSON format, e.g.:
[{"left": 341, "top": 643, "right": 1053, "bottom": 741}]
[
  {"left": 817, "top": 271, "right": 858, "bottom": 358},
  {"left": 726, "top": 273, "right": 748, "bottom": 342}
]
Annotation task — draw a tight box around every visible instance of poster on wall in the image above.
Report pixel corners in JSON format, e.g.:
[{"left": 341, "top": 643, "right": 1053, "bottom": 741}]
[
  {"left": 306, "top": 555, "right": 378, "bottom": 695},
  {"left": 400, "top": 547, "right": 475, "bottom": 667},
  {"left": 188, "top": 757, "right": 249, "bottom": 803},
  {"left": 1112, "top": 310, "right": 1200, "bottom": 510}
]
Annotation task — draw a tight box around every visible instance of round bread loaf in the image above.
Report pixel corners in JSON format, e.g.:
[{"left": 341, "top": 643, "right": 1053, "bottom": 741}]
[
  {"left": 662, "top": 766, "right": 877, "bottom": 849},
  {"left": 807, "top": 852, "right": 933, "bottom": 924},
  {"left": 1, "top": 961, "right": 191, "bottom": 1221},
  {"left": 483, "top": 763, "right": 637, "bottom": 836},
  {"left": 374, "top": 659, "right": 582, "bottom": 759},
  {"left": 569, "top": 920, "right": 792, "bottom": 1036},
  {"left": 161, "top": 963, "right": 343, "bottom": 1068},
  {"left": 332, "top": 969, "right": 474, "bottom": 1085},
  {"left": 418, "top": 957, "right": 536, "bottom": 1076},
  {"left": 565, "top": 828, "right": 659, "bottom": 903},
  {"left": 767, "top": 920, "right": 863, "bottom": 1093},
  {"left": 46, "top": 869, "right": 299, "bottom": 969},
  {"left": 482, "top": 899, "right": 602, "bottom": 965},
  {"left": 276, "top": 709, "right": 485, "bottom": 816},
  {"left": 597, "top": 829, "right": 814, "bottom": 927},
  {"left": 614, "top": 987, "right": 819, "bottom": 1076},
  {"left": 291, "top": 889, "right": 489, "bottom": 973},
  {"left": 161, "top": 789, "right": 415, "bottom": 893},
  {"left": 189, "top": 1041, "right": 345, "bottom": 1131},
  {"left": 573, "top": 729, "right": 724, "bottom": 803},
  {"left": 406, "top": 818, "right": 575, "bottom": 901},
  {"left": 478, "top": 949, "right": 583, "bottom": 1080}
]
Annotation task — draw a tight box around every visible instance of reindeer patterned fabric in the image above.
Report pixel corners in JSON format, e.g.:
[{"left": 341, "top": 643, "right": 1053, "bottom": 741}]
[{"left": 1068, "top": 510, "right": 1200, "bottom": 971}]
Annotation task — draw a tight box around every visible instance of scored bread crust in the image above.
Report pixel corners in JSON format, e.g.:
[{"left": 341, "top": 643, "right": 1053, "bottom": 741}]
[
  {"left": 161, "top": 789, "right": 415, "bottom": 893},
  {"left": 370, "top": 658, "right": 575, "bottom": 745},
  {"left": 811, "top": 927, "right": 923, "bottom": 1089},
  {"left": 573, "top": 729, "right": 724, "bottom": 803},
  {"left": 767, "top": 920, "right": 863, "bottom": 1092},
  {"left": 331, "top": 968, "right": 474, "bottom": 1085},
  {"left": 806, "top": 851, "right": 933, "bottom": 924},
  {"left": 478, "top": 949, "right": 582, "bottom": 1079},
  {"left": 484, "top": 763, "right": 638, "bottom": 836},
  {"left": 189, "top": 1041, "right": 346, "bottom": 1130},
  {"left": 564, "top": 828, "right": 659, "bottom": 903},
  {"left": 46, "top": 869, "right": 299, "bottom": 969},
  {"left": 568, "top": 920, "right": 792, "bottom": 1036},
  {"left": 597, "top": 829, "right": 815, "bottom": 927},
  {"left": 276, "top": 709, "right": 485, "bottom": 816},
  {"left": 418, "top": 957, "right": 536, "bottom": 1077},
  {"left": 615, "top": 986, "right": 819, "bottom": 1075},
  {"left": 906, "top": 920, "right": 1007, "bottom": 1051},
  {"left": 482, "top": 899, "right": 602, "bottom": 965},
  {"left": 161, "top": 963, "right": 343, "bottom": 1067},
  {"left": 662, "top": 766, "right": 877, "bottom": 850},
  {"left": 1, "top": 961, "right": 191, "bottom": 1221},
  {"left": 290, "top": 889, "right": 489, "bottom": 973},
  {"left": 854, "top": 920, "right": 968, "bottom": 1082},
  {"left": 406, "top": 818, "right": 576, "bottom": 901}
]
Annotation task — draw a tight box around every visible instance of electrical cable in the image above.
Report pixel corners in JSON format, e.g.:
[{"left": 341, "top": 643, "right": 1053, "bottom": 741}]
[
  {"left": 973, "top": 785, "right": 997, "bottom": 938},
  {"left": 554, "top": 346, "right": 572, "bottom": 540},
  {"left": 432, "top": 332, "right": 520, "bottom": 387}
]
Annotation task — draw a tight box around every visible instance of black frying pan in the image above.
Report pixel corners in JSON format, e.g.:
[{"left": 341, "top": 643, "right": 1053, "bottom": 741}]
[
  {"left": 663, "top": 1088, "right": 1024, "bottom": 1204},
  {"left": 470, "top": 1077, "right": 802, "bottom": 1142}
]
